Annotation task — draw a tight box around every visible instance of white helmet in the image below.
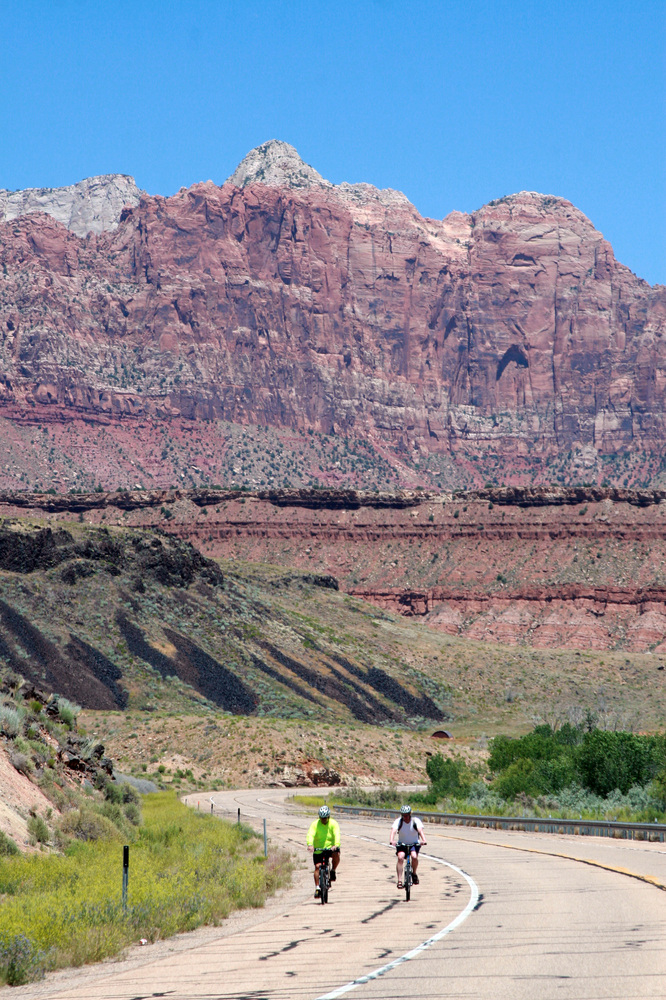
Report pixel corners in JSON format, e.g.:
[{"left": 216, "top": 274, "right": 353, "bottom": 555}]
[{"left": 318, "top": 805, "right": 330, "bottom": 819}]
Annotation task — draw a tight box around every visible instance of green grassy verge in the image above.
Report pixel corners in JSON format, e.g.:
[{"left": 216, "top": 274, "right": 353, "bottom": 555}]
[
  {"left": 292, "top": 789, "right": 402, "bottom": 811},
  {"left": 292, "top": 795, "right": 329, "bottom": 808},
  {"left": 0, "top": 793, "right": 291, "bottom": 985},
  {"left": 297, "top": 786, "right": 666, "bottom": 824}
]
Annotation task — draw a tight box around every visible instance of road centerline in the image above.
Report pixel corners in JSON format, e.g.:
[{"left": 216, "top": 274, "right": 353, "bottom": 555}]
[{"left": 314, "top": 837, "right": 480, "bottom": 1000}]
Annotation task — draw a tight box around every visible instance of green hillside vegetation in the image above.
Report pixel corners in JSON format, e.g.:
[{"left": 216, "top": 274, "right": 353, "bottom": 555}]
[
  {"left": 0, "top": 671, "right": 130, "bottom": 853},
  {"left": 0, "top": 673, "right": 291, "bottom": 986},
  {"left": 0, "top": 793, "right": 289, "bottom": 985}
]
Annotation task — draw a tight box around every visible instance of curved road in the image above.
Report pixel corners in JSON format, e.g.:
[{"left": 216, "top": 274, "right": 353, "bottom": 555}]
[{"left": 36, "top": 788, "right": 666, "bottom": 1000}]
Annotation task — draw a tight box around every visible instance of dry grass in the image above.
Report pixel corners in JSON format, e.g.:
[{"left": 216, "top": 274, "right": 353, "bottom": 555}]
[{"left": 80, "top": 711, "right": 474, "bottom": 788}]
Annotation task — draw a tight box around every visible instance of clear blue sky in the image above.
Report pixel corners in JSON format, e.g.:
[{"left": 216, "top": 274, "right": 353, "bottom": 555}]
[{"left": 1, "top": 1, "right": 664, "bottom": 284}]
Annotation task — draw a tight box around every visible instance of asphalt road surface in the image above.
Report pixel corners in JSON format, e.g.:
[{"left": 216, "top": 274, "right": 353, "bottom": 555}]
[{"left": 26, "top": 788, "right": 666, "bottom": 1000}]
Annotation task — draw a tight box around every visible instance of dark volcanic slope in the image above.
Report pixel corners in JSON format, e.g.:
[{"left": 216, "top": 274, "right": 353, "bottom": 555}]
[
  {"left": 0, "top": 143, "right": 664, "bottom": 490},
  {"left": 0, "top": 521, "right": 446, "bottom": 722}
]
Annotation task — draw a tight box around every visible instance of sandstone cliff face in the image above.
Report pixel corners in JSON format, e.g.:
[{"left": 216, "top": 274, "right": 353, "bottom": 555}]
[
  {"left": 0, "top": 142, "right": 664, "bottom": 486},
  {"left": 0, "top": 174, "right": 142, "bottom": 236}
]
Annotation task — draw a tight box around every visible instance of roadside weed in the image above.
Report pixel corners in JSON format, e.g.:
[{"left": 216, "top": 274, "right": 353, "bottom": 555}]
[{"left": 0, "top": 793, "right": 291, "bottom": 983}]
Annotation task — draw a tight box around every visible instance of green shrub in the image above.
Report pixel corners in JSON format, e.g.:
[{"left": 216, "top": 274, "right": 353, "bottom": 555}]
[
  {"left": 0, "top": 706, "right": 22, "bottom": 738},
  {"left": 124, "top": 802, "right": 141, "bottom": 826},
  {"left": 0, "top": 832, "right": 19, "bottom": 856},
  {"left": 489, "top": 724, "right": 581, "bottom": 775},
  {"left": 104, "top": 781, "right": 123, "bottom": 804},
  {"left": 55, "top": 697, "right": 80, "bottom": 729},
  {"left": 650, "top": 768, "right": 666, "bottom": 809},
  {"left": 577, "top": 730, "right": 665, "bottom": 796},
  {"left": 56, "top": 807, "right": 120, "bottom": 844},
  {"left": 487, "top": 724, "right": 666, "bottom": 802},
  {"left": 494, "top": 758, "right": 540, "bottom": 799},
  {"left": 27, "top": 816, "right": 49, "bottom": 844},
  {"left": 425, "top": 754, "right": 471, "bottom": 798},
  {"left": 9, "top": 751, "right": 33, "bottom": 776},
  {"left": 122, "top": 783, "right": 139, "bottom": 805}
]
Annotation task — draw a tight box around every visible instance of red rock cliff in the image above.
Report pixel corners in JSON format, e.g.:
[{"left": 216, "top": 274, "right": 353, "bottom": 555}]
[{"left": 1, "top": 142, "right": 664, "bottom": 484}]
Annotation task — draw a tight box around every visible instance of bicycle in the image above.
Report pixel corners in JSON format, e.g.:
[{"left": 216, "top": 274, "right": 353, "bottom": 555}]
[
  {"left": 396, "top": 842, "right": 417, "bottom": 902},
  {"left": 317, "top": 849, "right": 333, "bottom": 905}
]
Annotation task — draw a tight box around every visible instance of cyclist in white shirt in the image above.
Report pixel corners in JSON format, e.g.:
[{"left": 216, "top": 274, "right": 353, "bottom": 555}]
[{"left": 390, "top": 804, "right": 427, "bottom": 888}]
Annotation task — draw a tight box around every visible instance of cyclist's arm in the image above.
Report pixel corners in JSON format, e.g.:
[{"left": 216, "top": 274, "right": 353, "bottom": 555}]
[
  {"left": 306, "top": 820, "right": 318, "bottom": 850},
  {"left": 389, "top": 822, "right": 398, "bottom": 845},
  {"left": 417, "top": 819, "right": 427, "bottom": 844},
  {"left": 330, "top": 820, "right": 341, "bottom": 848}
]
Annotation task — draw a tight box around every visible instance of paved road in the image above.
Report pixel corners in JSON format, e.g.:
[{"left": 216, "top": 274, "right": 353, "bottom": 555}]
[{"left": 36, "top": 788, "right": 666, "bottom": 1000}]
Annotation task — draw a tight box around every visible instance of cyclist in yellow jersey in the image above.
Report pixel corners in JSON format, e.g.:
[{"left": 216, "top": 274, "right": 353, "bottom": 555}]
[{"left": 306, "top": 805, "right": 341, "bottom": 898}]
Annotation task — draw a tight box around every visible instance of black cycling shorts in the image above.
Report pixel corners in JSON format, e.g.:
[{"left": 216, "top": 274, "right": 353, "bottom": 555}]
[
  {"left": 313, "top": 848, "right": 340, "bottom": 864},
  {"left": 395, "top": 843, "right": 421, "bottom": 856}
]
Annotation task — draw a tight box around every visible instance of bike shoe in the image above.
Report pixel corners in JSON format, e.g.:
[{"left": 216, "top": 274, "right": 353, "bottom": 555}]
[
  {"left": 314, "top": 888, "right": 321, "bottom": 898},
  {"left": 412, "top": 873, "right": 419, "bottom": 885},
  {"left": 330, "top": 870, "right": 336, "bottom": 881}
]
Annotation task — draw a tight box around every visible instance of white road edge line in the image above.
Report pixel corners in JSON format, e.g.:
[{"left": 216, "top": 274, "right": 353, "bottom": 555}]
[{"left": 314, "top": 850, "right": 480, "bottom": 1000}]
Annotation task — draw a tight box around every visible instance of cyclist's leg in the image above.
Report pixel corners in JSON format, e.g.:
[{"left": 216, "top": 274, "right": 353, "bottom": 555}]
[
  {"left": 313, "top": 851, "right": 323, "bottom": 887},
  {"left": 396, "top": 848, "right": 405, "bottom": 884},
  {"left": 411, "top": 844, "right": 420, "bottom": 882},
  {"left": 331, "top": 848, "right": 340, "bottom": 874}
]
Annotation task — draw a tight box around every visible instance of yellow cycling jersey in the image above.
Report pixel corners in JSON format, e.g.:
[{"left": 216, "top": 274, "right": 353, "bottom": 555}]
[{"left": 306, "top": 817, "right": 341, "bottom": 850}]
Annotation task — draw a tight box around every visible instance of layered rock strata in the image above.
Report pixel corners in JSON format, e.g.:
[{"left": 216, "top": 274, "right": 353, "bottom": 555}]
[
  {"left": 4, "top": 487, "right": 666, "bottom": 652},
  {"left": 0, "top": 142, "right": 664, "bottom": 486}
]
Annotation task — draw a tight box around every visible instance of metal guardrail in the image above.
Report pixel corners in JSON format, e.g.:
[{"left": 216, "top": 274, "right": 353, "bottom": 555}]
[{"left": 331, "top": 804, "right": 666, "bottom": 843}]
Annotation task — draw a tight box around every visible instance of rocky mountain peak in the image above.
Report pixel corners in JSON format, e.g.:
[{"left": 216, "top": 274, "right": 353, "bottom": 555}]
[
  {"left": 0, "top": 173, "right": 143, "bottom": 237},
  {"left": 227, "top": 140, "right": 413, "bottom": 210},
  {"left": 226, "top": 140, "right": 330, "bottom": 191}
]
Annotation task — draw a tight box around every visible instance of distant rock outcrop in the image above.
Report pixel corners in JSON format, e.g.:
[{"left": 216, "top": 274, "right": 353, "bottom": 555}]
[
  {"left": 227, "top": 139, "right": 330, "bottom": 190},
  {"left": 227, "top": 139, "right": 410, "bottom": 207},
  {"left": 7, "top": 486, "right": 666, "bottom": 653},
  {"left": 0, "top": 173, "right": 142, "bottom": 235}
]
